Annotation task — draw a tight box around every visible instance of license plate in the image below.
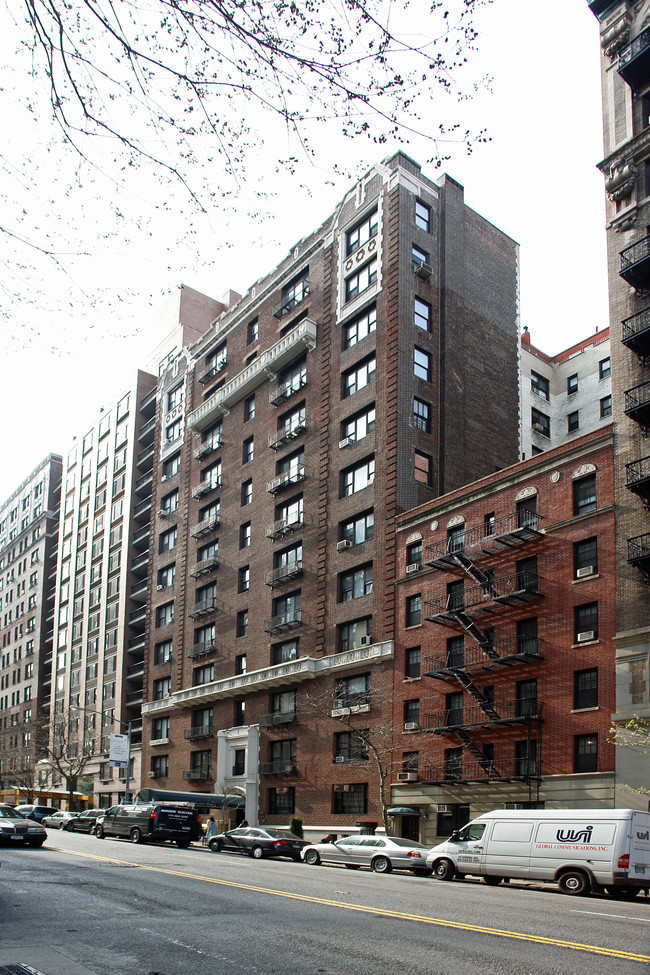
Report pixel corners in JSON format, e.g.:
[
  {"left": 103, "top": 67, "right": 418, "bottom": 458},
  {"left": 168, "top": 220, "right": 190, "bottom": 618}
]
[
  {"left": 10, "top": 835, "right": 24, "bottom": 841},
  {"left": 635, "top": 865, "right": 646, "bottom": 875}
]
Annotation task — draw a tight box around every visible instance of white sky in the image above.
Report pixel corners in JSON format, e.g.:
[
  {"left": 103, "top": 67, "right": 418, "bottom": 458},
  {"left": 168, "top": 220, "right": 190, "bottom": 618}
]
[{"left": 0, "top": 0, "right": 607, "bottom": 502}]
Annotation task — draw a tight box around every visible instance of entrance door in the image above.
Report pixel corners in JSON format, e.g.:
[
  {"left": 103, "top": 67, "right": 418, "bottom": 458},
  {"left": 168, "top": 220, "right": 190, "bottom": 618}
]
[{"left": 400, "top": 815, "right": 420, "bottom": 842}]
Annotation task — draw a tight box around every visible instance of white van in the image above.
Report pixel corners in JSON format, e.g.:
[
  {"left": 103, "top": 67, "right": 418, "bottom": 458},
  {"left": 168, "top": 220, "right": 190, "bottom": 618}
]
[{"left": 426, "top": 808, "right": 650, "bottom": 897}]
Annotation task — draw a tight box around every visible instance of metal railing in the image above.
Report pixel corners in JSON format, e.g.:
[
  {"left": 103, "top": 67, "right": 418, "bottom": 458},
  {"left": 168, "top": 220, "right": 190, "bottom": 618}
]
[
  {"left": 259, "top": 760, "right": 297, "bottom": 775},
  {"left": 626, "top": 456, "right": 650, "bottom": 488},
  {"left": 424, "top": 636, "right": 541, "bottom": 674},
  {"left": 263, "top": 609, "right": 302, "bottom": 632},
  {"left": 265, "top": 560, "right": 303, "bottom": 587},
  {"left": 259, "top": 710, "right": 298, "bottom": 728},
  {"left": 425, "top": 571, "right": 542, "bottom": 618},
  {"left": 422, "top": 698, "right": 542, "bottom": 731},
  {"left": 425, "top": 511, "right": 542, "bottom": 564}
]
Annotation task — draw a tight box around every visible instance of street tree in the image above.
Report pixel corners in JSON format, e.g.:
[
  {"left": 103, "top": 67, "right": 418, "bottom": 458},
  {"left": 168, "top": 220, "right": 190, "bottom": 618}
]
[
  {"left": 610, "top": 715, "right": 650, "bottom": 796},
  {"left": 38, "top": 707, "right": 95, "bottom": 809}
]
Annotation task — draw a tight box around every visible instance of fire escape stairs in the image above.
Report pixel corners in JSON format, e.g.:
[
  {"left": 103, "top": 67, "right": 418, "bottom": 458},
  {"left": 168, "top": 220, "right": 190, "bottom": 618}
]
[
  {"left": 447, "top": 611, "right": 499, "bottom": 657},
  {"left": 449, "top": 551, "right": 491, "bottom": 587},
  {"left": 449, "top": 728, "right": 503, "bottom": 779},
  {"left": 451, "top": 672, "right": 501, "bottom": 721}
]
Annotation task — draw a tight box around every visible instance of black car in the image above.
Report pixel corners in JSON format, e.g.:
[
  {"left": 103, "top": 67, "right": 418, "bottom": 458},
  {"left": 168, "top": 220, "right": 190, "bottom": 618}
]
[
  {"left": 96, "top": 802, "right": 203, "bottom": 847},
  {"left": 209, "top": 826, "right": 308, "bottom": 861},
  {"left": 66, "top": 809, "right": 105, "bottom": 833},
  {"left": 0, "top": 805, "right": 47, "bottom": 847}
]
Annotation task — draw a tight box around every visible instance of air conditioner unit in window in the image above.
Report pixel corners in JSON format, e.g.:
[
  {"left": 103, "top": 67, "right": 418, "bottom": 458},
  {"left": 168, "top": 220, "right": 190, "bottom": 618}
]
[
  {"left": 414, "top": 261, "right": 433, "bottom": 280},
  {"left": 505, "top": 803, "right": 525, "bottom": 810},
  {"left": 156, "top": 584, "right": 164, "bottom": 591},
  {"left": 406, "top": 563, "right": 421, "bottom": 574},
  {"left": 337, "top": 539, "right": 353, "bottom": 551},
  {"left": 404, "top": 721, "right": 419, "bottom": 731},
  {"left": 339, "top": 437, "right": 355, "bottom": 449},
  {"left": 334, "top": 755, "right": 346, "bottom": 763},
  {"left": 276, "top": 787, "right": 289, "bottom": 795},
  {"left": 532, "top": 422, "right": 545, "bottom": 434},
  {"left": 397, "top": 772, "right": 418, "bottom": 782},
  {"left": 437, "top": 804, "right": 453, "bottom": 813},
  {"left": 342, "top": 784, "right": 351, "bottom": 792},
  {"left": 148, "top": 771, "right": 156, "bottom": 778},
  {"left": 576, "top": 566, "right": 595, "bottom": 579},
  {"left": 158, "top": 509, "right": 169, "bottom": 517},
  {"left": 577, "top": 630, "right": 595, "bottom": 642},
  {"left": 360, "top": 636, "right": 371, "bottom": 645},
  {"left": 285, "top": 764, "right": 295, "bottom": 774}
]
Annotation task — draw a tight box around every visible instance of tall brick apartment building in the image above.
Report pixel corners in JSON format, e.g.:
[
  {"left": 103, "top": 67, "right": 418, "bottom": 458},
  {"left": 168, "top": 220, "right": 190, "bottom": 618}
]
[
  {"left": 393, "top": 427, "right": 616, "bottom": 842},
  {"left": 141, "top": 152, "right": 520, "bottom": 832},
  {"left": 588, "top": 0, "right": 650, "bottom": 800}
]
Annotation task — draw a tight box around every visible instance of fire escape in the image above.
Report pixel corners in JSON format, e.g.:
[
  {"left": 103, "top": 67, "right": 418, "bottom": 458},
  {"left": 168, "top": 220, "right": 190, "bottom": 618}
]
[{"left": 421, "top": 510, "right": 544, "bottom": 785}]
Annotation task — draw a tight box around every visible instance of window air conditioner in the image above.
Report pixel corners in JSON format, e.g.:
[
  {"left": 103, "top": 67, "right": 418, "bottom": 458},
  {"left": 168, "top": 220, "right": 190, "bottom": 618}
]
[
  {"left": 337, "top": 540, "right": 352, "bottom": 551},
  {"left": 437, "top": 804, "right": 453, "bottom": 813},
  {"left": 148, "top": 771, "right": 157, "bottom": 778},
  {"left": 414, "top": 261, "right": 433, "bottom": 280},
  {"left": 532, "top": 423, "right": 545, "bottom": 434},
  {"left": 576, "top": 566, "right": 595, "bottom": 579},
  {"left": 334, "top": 755, "right": 346, "bottom": 763},
  {"left": 404, "top": 721, "right": 419, "bottom": 731},
  {"left": 360, "top": 636, "right": 371, "bottom": 645},
  {"left": 577, "top": 631, "right": 595, "bottom": 642},
  {"left": 285, "top": 764, "right": 295, "bottom": 774},
  {"left": 156, "top": 584, "right": 164, "bottom": 591},
  {"left": 339, "top": 437, "right": 355, "bottom": 449},
  {"left": 342, "top": 784, "right": 351, "bottom": 792},
  {"left": 158, "top": 509, "right": 169, "bottom": 517},
  {"left": 505, "top": 803, "right": 525, "bottom": 810},
  {"left": 397, "top": 772, "right": 418, "bottom": 782},
  {"left": 406, "top": 563, "right": 421, "bottom": 574}
]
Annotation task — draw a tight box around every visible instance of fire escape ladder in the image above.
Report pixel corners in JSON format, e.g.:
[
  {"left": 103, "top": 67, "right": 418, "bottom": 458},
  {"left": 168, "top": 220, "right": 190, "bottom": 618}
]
[
  {"left": 450, "top": 612, "right": 499, "bottom": 656},
  {"left": 450, "top": 729, "right": 503, "bottom": 779},
  {"left": 451, "top": 551, "right": 491, "bottom": 587},
  {"left": 452, "top": 671, "right": 501, "bottom": 720}
]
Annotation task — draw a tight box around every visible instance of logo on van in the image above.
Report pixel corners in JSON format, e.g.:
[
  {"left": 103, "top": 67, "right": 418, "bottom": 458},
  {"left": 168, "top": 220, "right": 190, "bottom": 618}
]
[
  {"left": 555, "top": 825, "right": 593, "bottom": 844},
  {"left": 637, "top": 829, "right": 649, "bottom": 841}
]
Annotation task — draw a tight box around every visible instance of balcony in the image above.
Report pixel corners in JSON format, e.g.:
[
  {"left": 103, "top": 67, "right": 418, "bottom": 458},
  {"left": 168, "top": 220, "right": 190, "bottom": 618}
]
[
  {"left": 627, "top": 532, "right": 650, "bottom": 574},
  {"left": 425, "top": 512, "right": 543, "bottom": 571},
  {"left": 186, "top": 640, "right": 219, "bottom": 660},
  {"left": 268, "top": 418, "right": 306, "bottom": 451},
  {"left": 139, "top": 385, "right": 157, "bottom": 415},
  {"left": 195, "top": 436, "right": 222, "bottom": 460},
  {"left": 620, "top": 235, "right": 650, "bottom": 292},
  {"left": 129, "top": 605, "right": 146, "bottom": 625},
  {"left": 134, "top": 470, "right": 153, "bottom": 495},
  {"left": 136, "top": 444, "right": 154, "bottom": 470},
  {"left": 183, "top": 768, "right": 211, "bottom": 782},
  {"left": 259, "top": 760, "right": 297, "bottom": 775},
  {"left": 138, "top": 416, "right": 156, "bottom": 443},
  {"left": 259, "top": 710, "right": 298, "bottom": 728},
  {"left": 266, "top": 514, "right": 304, "bottom": 539},
  {"left": 622, "top": 307, "right": 650, "bottom": 364},
  {"left": 423, "top": 636, "right": 543, "bottom": 679},
  {"left": 265, "top": 560, "right": 303, "bottom": 588},
  {"left": 425, "top": 571, "right": 543, "bottom": 627},
  {"left": 126, "top": 661, "right": 144, "bottom": 680},
  {"left": 331, "top": 691, "right": 371, "bottom": 717},
  {"left": 193, "top": 477, "right": 222, "bottom": 500},
  {"left": 131, "top": 578, "right": 148, "bottom": 601},
  {"left": 273, "top": 282, "right": 310, "bottom": 319},
  {"left": 263, "top": 609, "right": 302, "bottom": 633},
  {"left": 188, "top": 320, "right": 317, "bottom": 432},
  {"left": 131, "top": 550, "right": 149, "bottom": 574},
  {"left": 189, "top": 555, "right": 219, "bottom": 578},
  {"left": 618, "top": 28, "right": 650, "bottom": 93},
  {"left": 128, "top": 633, "right": 146, "bottom": 652},
  {"left": 133, "top": 524, "right": 150, "bottom": 548},
  {"left": 624, "top": 379, "right": 650, "bottom": 431},
  {"left": 269, "top": 376, "right": 307, "bottom": 406},
  {"left": 626, "top": 456, "right": 650, "bottom": 508},
  {"left": 267, "top": 466, "right": 306, "bottom": 494},
  {"left": 198, "top": 357, "right": 227, "bottom": 385},
  {"left": 419, "top": 758, "right": 534, "bottom": 785},
  {"left": 423, "top": 699, "right": 542, "bottom": 733},
  {"left": 187, "top": 596, "right": 219, "bottom": 618},
  {"left": 125, "top": 690, "right": 143, "bottom": 707},
  {"left": 133, "top": 497, "right": 151, "bottom": 522},
  {"left": 184, "top": 724, "right": 213, "bottom": 740},
  {"left": 191, "top": 515, "right": 220, "bottom": 539}
]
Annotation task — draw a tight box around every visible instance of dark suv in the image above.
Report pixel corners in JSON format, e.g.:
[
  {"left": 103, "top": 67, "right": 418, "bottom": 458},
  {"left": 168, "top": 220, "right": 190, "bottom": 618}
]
[{"left": 95, "top": 803, "right": 202, "bottom": 847}]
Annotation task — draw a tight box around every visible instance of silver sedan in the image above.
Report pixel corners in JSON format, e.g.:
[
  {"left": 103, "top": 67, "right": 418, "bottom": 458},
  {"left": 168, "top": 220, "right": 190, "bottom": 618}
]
[{"left": 302, "top": 835, "right": 433, "bottom": 875}]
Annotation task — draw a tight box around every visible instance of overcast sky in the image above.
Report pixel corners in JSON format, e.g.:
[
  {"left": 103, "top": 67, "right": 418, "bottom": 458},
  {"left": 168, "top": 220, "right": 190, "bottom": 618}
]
[{"left": 0, "top": 0, "right": 607, "bottom": 503}]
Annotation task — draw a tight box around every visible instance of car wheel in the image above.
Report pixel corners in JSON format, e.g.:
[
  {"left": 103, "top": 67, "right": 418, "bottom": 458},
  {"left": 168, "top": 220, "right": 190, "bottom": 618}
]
[
  {"left": 304, "top": 849, "right": 321, "bottom": 866},
  {"left": 605, "top": 885, "right": 640, "bottom": 899},
  {"left": 95, "top": 825, "right": 104, "bottom": 838},
  {"left": 371, "top": 855, "right": 392, "bottom": 874},
  {"left": 208, "top": 839, "right": 222, "bottom": 853},
  {"left": 483, "top": 875, "right": 503, "bottom": 886},
  {"left": 130, "top": 828, "right": 143, "bottom": 844},
  {"left": 251, "top": 845, "right": 264, "bottom": 859},
  {"left": 433, "top": 858, "right": 455, "bottom": 881},
  {"left": 176, "top": 838, "right": 191, "bottom": 849},
  {"left": 558, "top": 870, "right": 591, "bottom": 896}
]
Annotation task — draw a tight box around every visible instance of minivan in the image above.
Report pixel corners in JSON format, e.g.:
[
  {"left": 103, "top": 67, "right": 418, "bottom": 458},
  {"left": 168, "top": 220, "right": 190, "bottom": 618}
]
[
  {"left": 95, "top": 802, "right": 203, "bottom": 847},
  {"left": 427, "top": 807, "right": 650, "bottom": 897}
]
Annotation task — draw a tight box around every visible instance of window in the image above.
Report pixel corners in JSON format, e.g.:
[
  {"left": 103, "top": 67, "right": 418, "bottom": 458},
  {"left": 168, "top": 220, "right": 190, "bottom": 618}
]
[
  {"left": 415, "top": 199, "right": 431, "bottom": 232},
  {"left": 412, "top": 244, "right": 429, "bottom": 269},
  {"left": 574, "top": 734, "right": 598, "bottom": 773},
  {"left": 574, "top": 669, "right": 598, "bottom": 710},
  {"left": 445, "top": 691, "right": 463, "bottom": 726},
  {"left": 151, "top": 755, "right": 169, "bottom": 778},
  {"left": 599, "top": 357, "right": 611, "bottom": 380},
  {"left": 516, "top": 679, "right": 537, "bottom": 717},
  {"left": 154, "top": 640, "right": 172, "bottom": 665},
  {"left": 342, "top": 404, "right": 375, "bottom": 444},
  {"left": 234, "top": 699, "right": 246, "bottom": 725},
  {"left": 335, "top": 730, "right": 368, "bottom": 761},
  {"left": 345, "top": 258, "right": 377, "bottom": 302},
  {"left": 575, "top": 602, "right": 598, "bottom": 642},
  {"left": 531, "top": 408, "right": 550, "bottom": 437},
  {"left": 406, "top": 540, "right": 422, "bottom": 567},
  {"left": 405, "top": 646, "right": 421, "bottom": 678},
  {"left": 195, "top": 623, "right": 215, "bottom": 650},
  {"left": 244, "top": 395, "right": 255, "bottom": 422},
  {"left": 516, "top": 495, "right": 537, "bottom": 529},
  {"left": 153, "top": 677, "right": 171, "bottom": 700},
  {"left": 444, "top": 747, "right": 463, "bottom": 780},
  {"left": 190, "top": 749, "right": 212, "bottom": 779},
  {"left": 233, "top": 748, "right": 246, "bottom": 775},
  {"left": 234, "top": 608, "right": 249, "bottom": 638},
  {"left": 574, "top": 537, "right": 598, "bottom": 577},
  {"left": 156, "top": 602, "right": 174, "bottom": 627},
  {"left": 163, "top": 453, "right": 180, "bottom": 479},
  {"left": 332, "top": 783, "right": 367, "bottom": 815},
  {"left": 158, "top": 564, "right": 175, "bottom": 589},
  {"left": 242, "top": 437, "right": 254, "bottom": 465},
  {"left": 241, "top": 479, "right": 253, "bottom": 506},
  {"left": 272, "top": 639, "right": 299, "bottom": 665},
  {"left": 414, "top": 451, "right": 432, "bottom": 486},
  {"left": 340, "top": 509, "right": 374, "bottom": 546},
  {"left": 271, "top": 689, "right": 296, "bottom": 719},
  {"left": 166, "top": 419, "right": 182, "bottom": 443},
  {"left": 406, "top": 594, "right": 421, "bottom": 627},
  {"left": 205, "top": 342, "right": 227, "bottom": 378},
  {"left": 272, "top": 590, "right": 301, "bottom": 623},
  {"left": 160, "top": 489, "right": 179, "bottom": 514},
  {"left": 275, "top": 494, "right": 304, "bottom": 528},
  {"left": 269, "top": 787, "right": 295, "bottom": 815},
  {"left": 447, "top": 579, "right": 464, "bottom": 611},
  {"left": 567, "top": 373, "right": 579, "bottom": 395},
  {"left": 197, "top": 539, "right": 218, "bottom": 564},
  {"left": 346, "top": 209, "right": 378, "bottom": 255},
  {"left": 238, "top": 566, "right": 250, "bottom": 593},
  {"left": 344, "top": 305, "right": 376, "bottom": 349},
  {"left": 567, "top": 411, "right": 579, "bottom": 433},
  {"left": 517, "top": 618, "right": 538, "bottom": 656},
  {"left": 247, "top": 318, "right": 259, "bottom": 345},
  {"left": 339, "top": 564, "right": 373, "bottom": 602},
  {"left": 278, "top": 268, "right": 309, "bottom": 317},
  {"left": 193, "top": 663, "right": 214, "bottom": 686},
  {"left": 413, "top": 347, "right": 431, "bottom": 382},
  {"left": 515, "top": 739, "right": 537, "bottom": 777},
  {"left": 573, "top": 474, "right": 597, "bottom": 516},
  {"left": 239, "top": 522, "right": 251, "bottom": 549},
  {"left": 530, "top": 371, "right": 549, "bottom": 400},
  {"left": 404, "top": 699, "right": 420, "bottom": 726},
  {"left": 338, "top": 617, "right": 372, "bottom": 652},
  {"left": 600, "top": 395, "right": 612, "bottom": 418},
  {"left": 341, "top": 457, "right": 375, "bottom": 497},
  {"left": 413, "top": 398, "right": 431, "bottom": 433},
  {"left": 201, "top": 460, "right": 222, "bottom": 490},
  {"left": 235, "top": 653, "right": 247, "bottom": 675},
  {"left": 414, "top": 297, "right": 431, "bottom": 332},
  {"left": 343, "top": 355, "right": 376, "bottom": 398},
  {"left": 159, "top": 527, "right": 177, "bottom": 553}
]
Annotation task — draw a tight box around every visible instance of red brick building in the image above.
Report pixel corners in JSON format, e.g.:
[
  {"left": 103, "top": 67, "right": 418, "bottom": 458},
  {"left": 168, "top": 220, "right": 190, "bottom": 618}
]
[
  {"left": 392, "top": 427, "right": 616, "bottom": 841},
  {"left": 140, "top": 152, "right": 520, "bottom": 834}
]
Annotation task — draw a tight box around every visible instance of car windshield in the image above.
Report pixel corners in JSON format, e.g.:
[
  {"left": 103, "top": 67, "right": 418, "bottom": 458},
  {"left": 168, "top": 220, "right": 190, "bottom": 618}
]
[
  {"left": 263, "top": 829, "right": 301, "bottom": 839},
  {"left": 0, "top": 808, "right": 26, "bottom": 819},
  {"left": 387, "top": 837, "right": 429, "bottom": 849}
]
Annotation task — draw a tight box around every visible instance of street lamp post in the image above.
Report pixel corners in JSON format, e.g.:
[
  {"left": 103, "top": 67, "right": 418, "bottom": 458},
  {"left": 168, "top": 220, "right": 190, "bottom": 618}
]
[{"left": 70, "top": 705, "right": 133, "bottom": 803}]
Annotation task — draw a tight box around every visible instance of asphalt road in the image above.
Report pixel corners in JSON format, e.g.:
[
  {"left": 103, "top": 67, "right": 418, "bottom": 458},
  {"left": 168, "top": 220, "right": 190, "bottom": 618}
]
[{"left": 1, "top": 830, "right": 649, "bottom": 975}]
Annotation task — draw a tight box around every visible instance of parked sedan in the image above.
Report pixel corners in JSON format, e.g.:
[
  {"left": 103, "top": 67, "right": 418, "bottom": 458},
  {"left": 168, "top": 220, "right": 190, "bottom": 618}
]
[
  {"left": 0, "top": 805, "right": 47, "bottom": 847},
  {"left": 66, "top": 809, "right": 105, "bottom": 833},
  {"left": 302, "top": 835, "right": 433, "bottom": 875},
  {"left": 41, "top": 811, "right": 76, "bottom": 830},
  {"left": 209, "top": 826, "right": 309, "bottom": 861},
  {"left": 14, "top": 804, "right": 58, "bottom": 823}
]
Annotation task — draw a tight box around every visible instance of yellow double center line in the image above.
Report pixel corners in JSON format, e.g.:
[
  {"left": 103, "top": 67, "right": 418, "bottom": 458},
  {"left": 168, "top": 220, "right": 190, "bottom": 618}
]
[{"left": 53, "top": 847, "right": 650, "bottom": 963}]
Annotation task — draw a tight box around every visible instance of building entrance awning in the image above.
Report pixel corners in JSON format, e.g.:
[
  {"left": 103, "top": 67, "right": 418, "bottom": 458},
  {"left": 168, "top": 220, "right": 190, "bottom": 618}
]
[
  {"left": 134, "top": 788, "right": 245, "bottom": 809},
  {"left": 387, "top": 806, "right": 423, "bottom": 817}
]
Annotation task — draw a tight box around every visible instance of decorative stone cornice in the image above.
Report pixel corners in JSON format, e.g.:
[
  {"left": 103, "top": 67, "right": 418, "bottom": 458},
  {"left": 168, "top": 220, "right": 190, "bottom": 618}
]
[{"left": 602, "top": 9, "right": 632, "bottom": 57}]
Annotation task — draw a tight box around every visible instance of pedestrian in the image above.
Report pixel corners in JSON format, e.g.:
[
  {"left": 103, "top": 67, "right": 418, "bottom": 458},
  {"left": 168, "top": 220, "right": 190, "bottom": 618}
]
[
  {"left": 239, "top": 819, "right": 249, "bottom": 827},
  {"left": 205, "top": 816, "right": 217, "bottom": 843}
]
